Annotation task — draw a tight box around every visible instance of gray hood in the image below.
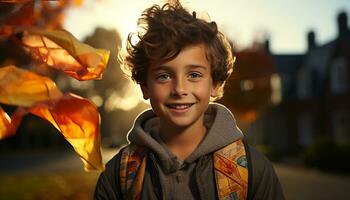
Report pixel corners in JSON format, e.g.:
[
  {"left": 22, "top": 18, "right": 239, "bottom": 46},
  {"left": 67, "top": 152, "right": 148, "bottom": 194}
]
[{"left": 127, "top": 103, "right": 244, "bottom": 173}]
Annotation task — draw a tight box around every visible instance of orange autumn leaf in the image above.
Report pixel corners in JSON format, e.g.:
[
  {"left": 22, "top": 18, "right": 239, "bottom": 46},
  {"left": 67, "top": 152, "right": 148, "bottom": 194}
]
[
  {"left": 0, "top": 0, "right": 32, "bottom": 3},
  {"left": 0, "top": 107, "right": 12, "bottom": 139},
  {"left": 0, "top": 65, "right": 63, "bottom": 107},
  {"left": 0, "top": 0, "right": 35, "bottom": 26},
  {"left": 21, "top": 28, "right": 110, "bottom": 80},
  {"left": 0, "top": 25, "right": 16, "bottom": 39},
  {"left": 0, "top": 0, "right": 106, "bottom": 171},
  {"left": 29, "top": 93, "right": 104, "bottom": 171},
  {"left": 0, "top": 107, "right": 26, "bottom": 139},
  {"left": 0, "top": 66, "right": 104, "bottom": 171}
]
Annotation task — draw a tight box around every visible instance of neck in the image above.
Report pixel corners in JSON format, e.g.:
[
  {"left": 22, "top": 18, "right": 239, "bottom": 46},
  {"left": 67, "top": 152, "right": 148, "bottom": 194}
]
[{"left": 158, "top": 118, "right": 207, "bottom": 160}]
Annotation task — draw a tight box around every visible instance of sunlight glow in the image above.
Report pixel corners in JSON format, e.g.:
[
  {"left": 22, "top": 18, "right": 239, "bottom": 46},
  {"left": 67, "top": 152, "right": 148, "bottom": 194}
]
[
  {"left": 240, "top": 80, "right": 254, "bottom": 91},
  {"left": 90, "top": 95, "right": 103, "bottom": 107},
  {"left": 69, "top": 78, "right": 94, "bottom": 90},
  {"left": 104, "top": 81, "right": 144, "bottom": 112}
]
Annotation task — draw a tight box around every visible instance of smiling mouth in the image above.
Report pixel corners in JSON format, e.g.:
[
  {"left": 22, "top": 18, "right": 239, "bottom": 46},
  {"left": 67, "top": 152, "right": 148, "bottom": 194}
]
[{"left": 165, "top": 103, "right": 194, "bottom": 110}]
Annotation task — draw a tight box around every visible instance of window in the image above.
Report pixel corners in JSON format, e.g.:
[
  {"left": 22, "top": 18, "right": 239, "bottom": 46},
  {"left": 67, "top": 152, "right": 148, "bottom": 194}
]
[
  {"left": 332, "top": 110, "right": 350, "bottom": 145},
  {"left": 330, "top": 57, "right": 348, "bottom": 94},
  {"left": 296, "top": 68, "right": 312, "bottom": 99},
  {"left": 270, "top": 73, "right": 282, "bottom": 105},
  {"left": 298, "top": 113, "right": 314, "bottom": 147}
]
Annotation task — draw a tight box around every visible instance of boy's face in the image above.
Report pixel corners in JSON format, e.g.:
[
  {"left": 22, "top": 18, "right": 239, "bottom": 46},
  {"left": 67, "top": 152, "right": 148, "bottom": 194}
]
[{"left": 141, "top": 44, "right": 220, "bottom": 129}]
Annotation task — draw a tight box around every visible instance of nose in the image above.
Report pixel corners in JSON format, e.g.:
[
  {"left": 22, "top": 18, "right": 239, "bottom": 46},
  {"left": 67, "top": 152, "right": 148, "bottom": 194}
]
[{"left": 171, "top": 77, "right": 188, "bottom": 97}]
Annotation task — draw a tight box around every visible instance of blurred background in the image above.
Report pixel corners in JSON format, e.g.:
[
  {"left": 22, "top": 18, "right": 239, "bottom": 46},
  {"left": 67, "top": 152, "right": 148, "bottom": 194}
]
[{"left": 1, "top": 0, "right": 350, "bottom": 199}]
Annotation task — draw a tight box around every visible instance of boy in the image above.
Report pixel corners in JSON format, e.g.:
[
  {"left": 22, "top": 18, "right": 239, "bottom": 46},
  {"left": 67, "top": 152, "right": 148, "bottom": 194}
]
[{"left": 94, "top": 1, "right": 285, "bottom": 199}]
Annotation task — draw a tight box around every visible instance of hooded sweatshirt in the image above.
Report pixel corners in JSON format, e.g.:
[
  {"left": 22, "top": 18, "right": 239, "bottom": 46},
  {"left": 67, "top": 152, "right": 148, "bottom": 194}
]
[
  {"left": 94, "top": 103, "right": 285, "bottom": 200},
  {"left": 128, "top": 103, "right": 243, "bottom": 199}
]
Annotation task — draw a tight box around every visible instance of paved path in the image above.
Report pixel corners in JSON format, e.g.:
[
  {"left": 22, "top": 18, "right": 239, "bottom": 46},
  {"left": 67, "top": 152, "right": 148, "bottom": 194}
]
[
  {"left": 274, "top": 164, "right": 350, "bottom": 200},
  {"left": 0, "top": 148, "right": 119, "bottom": 174},
  {"left": 1, "top": 149, "right": 349, "bottom": 199}
]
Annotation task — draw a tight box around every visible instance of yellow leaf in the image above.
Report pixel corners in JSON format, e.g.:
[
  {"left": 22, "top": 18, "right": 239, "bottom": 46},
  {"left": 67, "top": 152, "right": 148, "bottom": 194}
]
[
  {"left": 0, "top": 66, "right": 104, "bottom": 170},
  {"left": 0, "top": 65, "right": 63, "bottom": 107},
  {"left": 28, "top": 93, "right": 104, "bottom": 171},
  {"left": 0, "top": 107, "right": 26, "bottom": 139},
  {"left": 22, "top": 28, "right": 110, "bottom": 81},
  {"left": 0, "top": 107, "right": 11, "bottom": 139}
]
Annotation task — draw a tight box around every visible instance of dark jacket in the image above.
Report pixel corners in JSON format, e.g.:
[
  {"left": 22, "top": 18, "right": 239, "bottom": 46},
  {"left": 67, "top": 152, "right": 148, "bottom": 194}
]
[{"left": 94, "top": 103, "right": 285, "bottom": 200}]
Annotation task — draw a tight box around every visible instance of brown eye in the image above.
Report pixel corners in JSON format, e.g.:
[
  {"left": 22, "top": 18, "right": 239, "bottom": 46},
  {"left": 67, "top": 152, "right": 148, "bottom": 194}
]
[
  {"left": 188, "top": 72, "right": 202, "bottom": 80},
  {"left": 156, "top": 73, "right": 171, "bottom": 82}
]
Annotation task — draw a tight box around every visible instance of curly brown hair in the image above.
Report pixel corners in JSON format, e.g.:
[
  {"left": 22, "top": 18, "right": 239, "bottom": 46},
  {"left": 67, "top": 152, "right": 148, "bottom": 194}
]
[{"left": 120, "top": 0, "right": 235, "bottom": 100}]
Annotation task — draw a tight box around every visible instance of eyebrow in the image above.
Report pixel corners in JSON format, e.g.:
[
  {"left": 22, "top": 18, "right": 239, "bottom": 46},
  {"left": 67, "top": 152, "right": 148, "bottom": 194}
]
[
  {"left": 151, "top": 64, "right": 208, "bottom": 72},
  {"left": 187, "top": 64, "right": 208, "bottom": 71}
]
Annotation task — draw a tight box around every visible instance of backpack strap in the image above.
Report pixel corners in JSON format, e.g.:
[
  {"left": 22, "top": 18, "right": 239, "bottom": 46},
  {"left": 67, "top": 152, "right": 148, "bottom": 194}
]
[
  {"left": 213, "top": 139, "right": 248, "bottom": 200},
  {"left": 242, "top": 139, "right": 253, "bottom": 200},
  {"left": 119, "top": 140, "right": 248, "bottom": 200},
  {"left": 119, "top": 144, "right": 148, "bottom": 200}
]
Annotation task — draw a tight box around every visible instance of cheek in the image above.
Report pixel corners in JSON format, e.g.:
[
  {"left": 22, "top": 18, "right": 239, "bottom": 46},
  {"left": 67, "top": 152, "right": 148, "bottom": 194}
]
[
  {"left": 194, "top": 82, "right": 213, "bottom": 100},
  {"left": 148, "top": 84, "right": 170, "bottom": 101}
]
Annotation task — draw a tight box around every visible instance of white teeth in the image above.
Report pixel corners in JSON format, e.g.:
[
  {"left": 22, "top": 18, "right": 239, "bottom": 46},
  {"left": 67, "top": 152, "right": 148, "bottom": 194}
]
[{"left": 167, "top": 104, "right": 192, "bottom": 109}]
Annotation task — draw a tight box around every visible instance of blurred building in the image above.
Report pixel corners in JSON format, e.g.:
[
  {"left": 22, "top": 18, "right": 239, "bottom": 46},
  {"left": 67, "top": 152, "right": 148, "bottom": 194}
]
[{"left": 247, "top": 11, "right": 350, "bottom": 151}]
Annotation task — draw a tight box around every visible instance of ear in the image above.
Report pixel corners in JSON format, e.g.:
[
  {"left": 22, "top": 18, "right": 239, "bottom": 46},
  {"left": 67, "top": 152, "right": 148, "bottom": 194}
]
[
  {"left": 211, "top": 82, "right": 222, "bottom": 98},
  {"left": 140, "top": 84, "right": 149, "bottom": 100}
]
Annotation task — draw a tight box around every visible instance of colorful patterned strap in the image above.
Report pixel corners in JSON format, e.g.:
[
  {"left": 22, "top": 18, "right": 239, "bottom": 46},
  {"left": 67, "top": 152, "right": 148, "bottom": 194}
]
[
  {"left": 214, "top": 140, "right": 248, "bottom": 200},
  {"left": 119, "top": 144, "right": 148, "bottom": 200},
  {"left": 119, "top": 140, "right": 248, "bottom": 200}
]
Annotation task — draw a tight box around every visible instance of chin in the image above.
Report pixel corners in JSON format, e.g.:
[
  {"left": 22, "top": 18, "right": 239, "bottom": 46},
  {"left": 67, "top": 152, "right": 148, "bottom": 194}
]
[{"left": 164, "top": 116, "right": 199, "bottom": 129}]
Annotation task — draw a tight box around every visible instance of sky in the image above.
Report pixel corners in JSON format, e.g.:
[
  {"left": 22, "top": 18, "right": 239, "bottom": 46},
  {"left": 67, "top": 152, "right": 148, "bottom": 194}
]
[{"left": 63, "top": 0, "right": 350, "bottom": 54}]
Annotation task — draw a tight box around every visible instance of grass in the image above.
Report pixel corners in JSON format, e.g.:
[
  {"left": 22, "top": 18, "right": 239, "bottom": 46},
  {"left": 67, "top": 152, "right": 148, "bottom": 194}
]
[{"left": 0, "top": 171, "right": 100, "bottom": 200}]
